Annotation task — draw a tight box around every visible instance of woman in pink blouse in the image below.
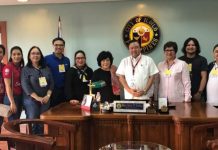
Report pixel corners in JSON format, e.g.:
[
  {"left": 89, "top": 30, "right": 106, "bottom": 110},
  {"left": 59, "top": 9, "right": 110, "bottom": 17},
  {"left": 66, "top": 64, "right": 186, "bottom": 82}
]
[{"left": 158, "top": 41, "right": 191, "bottom": 102}]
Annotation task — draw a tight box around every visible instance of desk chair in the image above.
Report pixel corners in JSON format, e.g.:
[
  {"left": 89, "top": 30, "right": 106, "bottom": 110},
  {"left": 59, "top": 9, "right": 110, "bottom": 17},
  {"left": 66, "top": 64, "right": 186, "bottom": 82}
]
[
  {"left": 191, "top": 122, "right": 218, "bottom": 150},
  {"left": 2, "top": 119, "right": 76, "bottom": 150},
  {"left": 0, "top": 134, "right": 54, "bottom": 150}
]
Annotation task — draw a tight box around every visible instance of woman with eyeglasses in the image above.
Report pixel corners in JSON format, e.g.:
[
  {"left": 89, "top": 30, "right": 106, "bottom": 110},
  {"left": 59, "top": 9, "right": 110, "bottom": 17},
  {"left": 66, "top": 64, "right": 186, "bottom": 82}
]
[
  {"left": 65, "top": 50, "right": 93, "bottom": 105},
  {"left": 21, "top": 46, "right": 54, "bottom": 134},
  {"left": 158, "top": 41, "right": 191, "bottom": 103}
]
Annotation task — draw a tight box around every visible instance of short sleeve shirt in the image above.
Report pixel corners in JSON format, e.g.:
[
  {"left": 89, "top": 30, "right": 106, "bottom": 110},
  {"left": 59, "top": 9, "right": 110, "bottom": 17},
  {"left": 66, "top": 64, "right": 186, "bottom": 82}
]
[
  {"left": 3, "top": 63, "right": 22, "bottom": 95},
  {"left": 116, "top": 54, "right": 159, "bottom": 99},
  {"left": 206, "top": 63, "right": 218, "bottom": 105},
  {"left": 179, "top": 55, "right": 208, "bottom": 95}
]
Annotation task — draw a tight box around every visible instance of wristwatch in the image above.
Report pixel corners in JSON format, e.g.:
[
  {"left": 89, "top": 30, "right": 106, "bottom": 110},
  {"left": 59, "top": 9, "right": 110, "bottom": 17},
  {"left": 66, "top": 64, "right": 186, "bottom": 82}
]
[{"left": 143, "top": 90, "right": 147, "bottom": 95}]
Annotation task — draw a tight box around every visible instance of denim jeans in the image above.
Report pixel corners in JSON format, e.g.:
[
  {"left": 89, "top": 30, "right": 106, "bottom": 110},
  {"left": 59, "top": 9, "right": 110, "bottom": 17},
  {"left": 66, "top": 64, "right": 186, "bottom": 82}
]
[
  {"left": 3, "top": 95, "right": 23, "bottom": 121},
  {"left": 23, "top": 95, "right": 50, "bottom": 134}
]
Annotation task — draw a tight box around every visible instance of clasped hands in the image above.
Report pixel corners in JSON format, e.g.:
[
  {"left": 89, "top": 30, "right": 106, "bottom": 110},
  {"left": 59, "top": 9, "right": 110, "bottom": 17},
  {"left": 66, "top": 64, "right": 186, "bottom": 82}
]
[
  {"left": 128, "top": 88, "right": 146, "bottom": 97},
  {"left": 70, "top": 99, "right": 80, "bottom": 106},
  {"left": 36, "top": 95, "right": 50, "bottom": 104}
]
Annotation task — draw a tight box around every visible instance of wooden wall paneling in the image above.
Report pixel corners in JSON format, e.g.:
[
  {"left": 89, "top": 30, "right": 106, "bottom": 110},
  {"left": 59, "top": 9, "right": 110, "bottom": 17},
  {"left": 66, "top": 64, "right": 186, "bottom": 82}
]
[
  {"left": 90, "top": 117, "right": 128, "bottom": 150},
  {"left": 133, "top": 118, "right": 173, "bottom": 148}
]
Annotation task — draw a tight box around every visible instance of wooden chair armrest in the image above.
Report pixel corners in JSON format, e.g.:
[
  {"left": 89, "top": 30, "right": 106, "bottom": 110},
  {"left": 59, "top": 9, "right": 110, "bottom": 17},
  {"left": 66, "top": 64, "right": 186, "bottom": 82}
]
[
  {"left": 0, "top": 134, "right": 55, "bottom": 146},
  {"left": 2, "top": 119, "right": 76, "bottom": 150},
  {"left": 192, "top": 122, "right": 218, "bottom": 131},
  {"left": 3, "top": 119, "right": 75, "bottom": 134},
  {"left": 207, "top": 139, "right": 218, "bottom": 150}
]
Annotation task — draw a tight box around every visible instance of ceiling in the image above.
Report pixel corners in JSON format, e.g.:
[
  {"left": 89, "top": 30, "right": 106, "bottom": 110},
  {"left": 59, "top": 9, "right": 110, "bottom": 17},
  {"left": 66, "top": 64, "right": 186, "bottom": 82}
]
[{"left": 0, "top": 0, "right": 127, "bottom": 5}]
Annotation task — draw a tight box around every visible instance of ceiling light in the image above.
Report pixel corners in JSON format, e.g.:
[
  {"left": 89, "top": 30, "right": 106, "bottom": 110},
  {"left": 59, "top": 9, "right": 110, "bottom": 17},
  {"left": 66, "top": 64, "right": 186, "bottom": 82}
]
[
  {"left": 17, "top": 0, "right": 29, "bottom": 2},
  {"left": 137, "top": 4, "right": 146, "bottom": 9}
]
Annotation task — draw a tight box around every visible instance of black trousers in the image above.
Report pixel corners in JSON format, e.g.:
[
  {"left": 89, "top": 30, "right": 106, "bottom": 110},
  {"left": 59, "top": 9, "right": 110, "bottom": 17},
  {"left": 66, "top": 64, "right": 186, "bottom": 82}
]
[{"left": 50, "top": 87, "right": 66, "bottom": 108}]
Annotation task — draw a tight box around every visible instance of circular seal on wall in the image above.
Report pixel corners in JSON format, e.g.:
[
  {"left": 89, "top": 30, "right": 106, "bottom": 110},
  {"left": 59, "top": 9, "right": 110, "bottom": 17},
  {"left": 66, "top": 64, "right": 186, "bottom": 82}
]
[{"left": 123, "top": 16, "right": 160, "bottom": 54}]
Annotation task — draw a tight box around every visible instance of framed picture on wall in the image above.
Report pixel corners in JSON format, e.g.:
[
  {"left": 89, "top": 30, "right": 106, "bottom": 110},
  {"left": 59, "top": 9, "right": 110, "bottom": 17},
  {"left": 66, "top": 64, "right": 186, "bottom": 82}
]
[{"left": 0, "top": 21, "right": 8, "bottom": 64}]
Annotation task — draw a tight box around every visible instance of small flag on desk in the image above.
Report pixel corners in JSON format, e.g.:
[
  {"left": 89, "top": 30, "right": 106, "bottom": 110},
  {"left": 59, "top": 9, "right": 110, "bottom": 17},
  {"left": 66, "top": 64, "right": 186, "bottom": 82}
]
[{"left": 58, "top": 16, "right": 62, "bottom": 38}]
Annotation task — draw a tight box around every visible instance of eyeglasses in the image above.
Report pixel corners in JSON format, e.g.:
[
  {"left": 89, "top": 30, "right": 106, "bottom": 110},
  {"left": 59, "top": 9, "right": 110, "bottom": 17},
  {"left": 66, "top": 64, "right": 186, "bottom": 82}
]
[
  {"left": 76, "top": 57, "right": 85, "bottom": 60},
  {"left": 30, "top": 52, "right": 40, "bottom": 55},
  {"left": 164, "top": 50, "right": 175, "bottom": 52},
  {"left": 54, "top": 44, "right": 64, "bottom": 47}
]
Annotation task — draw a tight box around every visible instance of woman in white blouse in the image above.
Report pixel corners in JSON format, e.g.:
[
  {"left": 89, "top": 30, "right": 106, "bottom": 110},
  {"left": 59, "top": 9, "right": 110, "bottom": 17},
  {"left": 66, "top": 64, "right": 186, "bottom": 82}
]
[{"left": 206, "top": 44, "right": 218, "bottom": 105}]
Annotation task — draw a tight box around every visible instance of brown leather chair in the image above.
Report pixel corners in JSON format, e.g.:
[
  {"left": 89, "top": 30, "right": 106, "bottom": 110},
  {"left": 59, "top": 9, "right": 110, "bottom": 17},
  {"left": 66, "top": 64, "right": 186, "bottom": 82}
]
[
  {"left": 2, "top": 119, "right": 76, "bottom": 150},
  {"left": 191, "top": 122, "right": 218, "bottom": 150},
  {"left": 0, "top": 134, "right": 54, "bottom": 150}
]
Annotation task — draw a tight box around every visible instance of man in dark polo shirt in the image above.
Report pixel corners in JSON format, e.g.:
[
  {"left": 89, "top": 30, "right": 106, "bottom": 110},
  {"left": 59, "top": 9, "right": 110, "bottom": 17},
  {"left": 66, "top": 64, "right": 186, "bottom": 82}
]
[
  {"left": 45, "top": 37, "right": 70, "bottom": 107},
  {"left": 179, "top": 37, "right": 208, "bottom": 102}
]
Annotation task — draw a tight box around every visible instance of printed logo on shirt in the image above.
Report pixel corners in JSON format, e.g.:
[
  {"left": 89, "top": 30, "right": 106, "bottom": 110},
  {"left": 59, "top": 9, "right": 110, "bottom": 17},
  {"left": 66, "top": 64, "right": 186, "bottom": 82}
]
[
  {"left": 4, "top": 68, "right": 10, "bottom": 75},
  {"left": 15, "top": 82, "right": 21, "bottom": 87},
  {"left": 123, "top": 16, "right": 160, "bottom": 54}
]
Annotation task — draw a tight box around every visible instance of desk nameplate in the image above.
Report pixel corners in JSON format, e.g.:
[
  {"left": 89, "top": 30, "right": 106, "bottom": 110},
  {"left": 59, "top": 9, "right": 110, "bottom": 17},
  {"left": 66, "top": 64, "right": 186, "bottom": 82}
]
[{"left": 113, "top": 100, "right": 149, "bottom": 113}]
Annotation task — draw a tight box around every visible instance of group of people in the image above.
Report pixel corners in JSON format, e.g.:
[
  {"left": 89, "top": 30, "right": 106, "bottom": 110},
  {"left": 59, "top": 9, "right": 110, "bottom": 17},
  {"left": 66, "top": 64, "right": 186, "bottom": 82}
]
[
  {"left": 0, "top": 37, "right": 122, "bottom": 133},
  {"left": 0, "top": 36, "right": 217, "bottom": 133},
  {"left": 120, "top": 38, "right": 216, "bottom": 106},
  {"left": 0, "top": 38, "right": 68, "bottom": 133}
]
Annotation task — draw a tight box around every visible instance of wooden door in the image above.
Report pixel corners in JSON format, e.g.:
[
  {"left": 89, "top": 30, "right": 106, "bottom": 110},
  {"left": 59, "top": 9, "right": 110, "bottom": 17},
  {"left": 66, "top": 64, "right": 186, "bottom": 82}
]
[{"left": 0, "top": 21, "right": 8, "bottom": 64}]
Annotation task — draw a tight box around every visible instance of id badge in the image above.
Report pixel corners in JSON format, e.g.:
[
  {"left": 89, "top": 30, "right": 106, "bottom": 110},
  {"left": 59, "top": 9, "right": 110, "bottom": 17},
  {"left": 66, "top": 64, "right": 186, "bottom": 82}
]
[
  {"left": 39, "top": 77, "right": 48, "bottom": 87},
  {"left": 188, "top": 64, "right": 192, "bottom": 72},
  {"left": 58, "top": 64, "right": 66, "bottom": 73},
  {"left": 210, "top": 69, "right": 218, "bottom": 77},
  {"left": 82, "top": 75, "right": 88, "bottom": 82},
  {"left": 164, "top": 69, "right": 171, "bottom": 77},
  {"left": 130, "top": 78, "right": 136, "bottom": 89}
]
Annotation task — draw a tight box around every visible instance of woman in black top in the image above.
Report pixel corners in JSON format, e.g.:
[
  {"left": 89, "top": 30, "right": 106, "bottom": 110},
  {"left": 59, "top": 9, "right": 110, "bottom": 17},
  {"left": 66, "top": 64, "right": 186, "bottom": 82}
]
[
  {"left": 65, "top": 50, "right": 93, "bottom": 104},
  {"left": 92, "top": 51, "right": 118, "bottom": 103}
]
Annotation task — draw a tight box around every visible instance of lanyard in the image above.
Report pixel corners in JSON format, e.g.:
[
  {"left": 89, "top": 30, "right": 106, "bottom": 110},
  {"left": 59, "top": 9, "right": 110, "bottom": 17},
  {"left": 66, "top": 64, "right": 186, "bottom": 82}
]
[
  {"left": 131, "top": 55, "right": 141, "bottom": 76},
  {"left": 34, "top": 67, "right": 43, "bottom": 77},
  {"left": 167, "top": 61, "right": 175, "bottom": 70}
]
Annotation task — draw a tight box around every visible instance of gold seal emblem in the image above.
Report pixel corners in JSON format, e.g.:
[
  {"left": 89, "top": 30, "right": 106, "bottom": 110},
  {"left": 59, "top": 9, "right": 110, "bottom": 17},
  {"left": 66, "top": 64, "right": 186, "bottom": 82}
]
[{"left": 123, "top": 16, "right": 160, "bottom": 54}]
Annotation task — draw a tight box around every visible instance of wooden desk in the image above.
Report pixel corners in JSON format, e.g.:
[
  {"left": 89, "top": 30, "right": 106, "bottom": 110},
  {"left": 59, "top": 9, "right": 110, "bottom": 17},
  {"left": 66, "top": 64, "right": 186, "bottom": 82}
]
[
  {"left": 172, "top": 103, "right": 218, "bottom": 150},
  {"left": 99, "top": 141, "right": 172, "bottom": 150},
  {"left": 40, "top": 102, "right": 218, "bottom": 150}
]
